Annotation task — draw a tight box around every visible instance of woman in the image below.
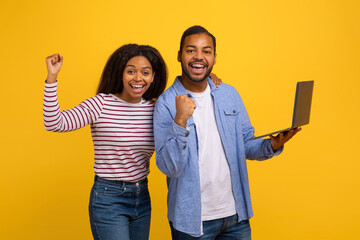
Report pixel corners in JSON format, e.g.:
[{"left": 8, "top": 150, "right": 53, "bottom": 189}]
[{"left": 43, "top": 44, "right": 220, "bottom": 240}]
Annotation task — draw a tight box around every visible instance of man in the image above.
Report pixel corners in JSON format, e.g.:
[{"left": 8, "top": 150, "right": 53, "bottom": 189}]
[{"left": 153, "top": 25, "right": 300, "bottom": 239}]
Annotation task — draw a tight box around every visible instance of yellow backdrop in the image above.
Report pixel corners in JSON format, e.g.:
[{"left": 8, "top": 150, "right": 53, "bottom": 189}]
[{"left": 1, "top": 0, "right": 359, "bottom": 239}]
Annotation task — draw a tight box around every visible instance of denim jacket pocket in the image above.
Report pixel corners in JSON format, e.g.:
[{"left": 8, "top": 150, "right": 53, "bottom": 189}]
[{"left": 223, "top": 107, "right": 240, "bottom": 135}]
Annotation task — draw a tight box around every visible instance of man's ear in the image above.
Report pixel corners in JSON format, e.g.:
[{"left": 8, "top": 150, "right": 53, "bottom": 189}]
[
  {"left": 177, "top": 51, "right": 181, "bottom": 62},
  {"left": 214, "top": 53, "right": 217, "bottom": 65}
]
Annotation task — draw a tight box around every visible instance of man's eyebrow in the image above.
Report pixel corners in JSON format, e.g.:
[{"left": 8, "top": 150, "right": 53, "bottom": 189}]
[
  {"left": 125, "top": 64, "right": 152, "bottom": 69},
  {"left": 185, "top": 45, "right": 213, "bottom": 49}
]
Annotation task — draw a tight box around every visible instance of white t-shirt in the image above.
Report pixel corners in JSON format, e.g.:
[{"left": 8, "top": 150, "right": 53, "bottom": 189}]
[{"left": 189, "top": 84, "right": 236, "bottom": 221}]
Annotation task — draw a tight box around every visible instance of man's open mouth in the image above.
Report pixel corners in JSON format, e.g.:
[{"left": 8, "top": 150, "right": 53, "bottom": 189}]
[{"left": 190, "top": 63, "right": 207, "bottom": 73}]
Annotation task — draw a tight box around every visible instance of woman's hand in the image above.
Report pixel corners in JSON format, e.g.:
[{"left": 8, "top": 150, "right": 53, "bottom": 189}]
[
  {"left": 45, "top": 54, "right": 63, "bottom": 83},
  {"left": 209, "top": 73, "right": 222, "bottom": 87}
]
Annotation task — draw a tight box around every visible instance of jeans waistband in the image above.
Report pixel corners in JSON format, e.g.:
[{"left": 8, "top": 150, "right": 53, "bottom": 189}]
[{"left": 94, "top": 175, "right": 148, "bottom": 187}]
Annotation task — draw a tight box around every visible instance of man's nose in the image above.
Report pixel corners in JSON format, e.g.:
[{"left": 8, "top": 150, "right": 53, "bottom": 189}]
[{"left": 194, "top": 51, "right": 204, "bottom": 60}]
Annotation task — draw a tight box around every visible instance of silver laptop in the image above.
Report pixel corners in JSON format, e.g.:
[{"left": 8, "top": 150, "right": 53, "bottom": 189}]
[{"left": 250, "top": 80, "right": 314, "bottom": 140}]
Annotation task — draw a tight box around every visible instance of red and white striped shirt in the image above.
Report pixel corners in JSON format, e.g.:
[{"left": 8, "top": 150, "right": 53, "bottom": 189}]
[{"left": 43, "top": 82, "right": 155, "bottom": 182}]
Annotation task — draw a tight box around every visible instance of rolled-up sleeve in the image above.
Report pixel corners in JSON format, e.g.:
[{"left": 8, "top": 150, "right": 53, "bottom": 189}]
[{"left": 153, "top": 100, "right": 190, "bottom": 178}]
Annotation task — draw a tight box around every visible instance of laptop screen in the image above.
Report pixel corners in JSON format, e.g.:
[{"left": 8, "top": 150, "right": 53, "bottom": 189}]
[{"left": 292, "top": 81, "right": 314, "bottom": 128}]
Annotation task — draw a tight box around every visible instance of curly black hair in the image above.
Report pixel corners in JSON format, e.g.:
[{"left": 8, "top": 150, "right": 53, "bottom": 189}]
[{"left": 97, "top": 44, "right": 168, "bottom": 100}]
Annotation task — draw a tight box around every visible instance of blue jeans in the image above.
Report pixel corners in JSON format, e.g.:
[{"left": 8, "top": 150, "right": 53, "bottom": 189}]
[
  {"left": 170, "top": 214, "right": 251, "bottom": 240},
  {"left": 89, "top": 175, "right": 151, "bottom": 240}
]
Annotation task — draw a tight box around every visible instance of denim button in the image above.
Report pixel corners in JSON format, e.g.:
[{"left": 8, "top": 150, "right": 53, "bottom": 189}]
[
  {"left": 183, "top": 146, "right": 186, "bottom": 150},
  {"left": 185, "top": 132, "right": 189, "bottom": 137}
]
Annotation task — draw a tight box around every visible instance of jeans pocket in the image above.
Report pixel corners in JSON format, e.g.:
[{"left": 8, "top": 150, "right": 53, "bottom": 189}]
[
  {"left": 89, "top": 186, "right": 128, "bottom": 222},
  {"left": 89, "top": 182, "right": 128, "bottom": 213},
  {"left": 96, "top": 184, "right": 128, "bottom": 196}
]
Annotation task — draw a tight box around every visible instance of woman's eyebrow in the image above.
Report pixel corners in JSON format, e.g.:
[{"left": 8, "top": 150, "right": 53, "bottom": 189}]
[{"left": 125, "top": 64, "right": 152, "bottom": 70}]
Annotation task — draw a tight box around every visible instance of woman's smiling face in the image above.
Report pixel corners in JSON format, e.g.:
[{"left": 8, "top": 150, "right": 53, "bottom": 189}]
[{"left": 117, "top": 56, "right": 155, "bottom": 103}]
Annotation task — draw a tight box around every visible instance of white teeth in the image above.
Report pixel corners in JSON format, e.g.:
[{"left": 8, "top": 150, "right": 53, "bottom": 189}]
[
  {"left": 192, "top": 64, "right": 204, "bottom": 68},
  {"left": 131, "top": 84, "right": 144, "bottom": 88}
]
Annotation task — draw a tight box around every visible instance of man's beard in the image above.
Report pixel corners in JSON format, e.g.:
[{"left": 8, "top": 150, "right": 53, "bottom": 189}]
[{"left": 181, "top": 62, "right": 213, "bottom": 83}]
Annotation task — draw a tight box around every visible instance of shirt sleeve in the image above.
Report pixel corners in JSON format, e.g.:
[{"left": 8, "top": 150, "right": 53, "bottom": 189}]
[
  {"left": 43, "top": 82, "right": 104, "bottom": 132},
  {"left": 153, "top": 99, "right": 190, "bottom": 178}
]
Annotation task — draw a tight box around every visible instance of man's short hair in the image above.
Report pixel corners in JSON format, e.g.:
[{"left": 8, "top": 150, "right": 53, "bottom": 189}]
[{"left": 179, "top": 25, "right": 216, "bottom": 54}]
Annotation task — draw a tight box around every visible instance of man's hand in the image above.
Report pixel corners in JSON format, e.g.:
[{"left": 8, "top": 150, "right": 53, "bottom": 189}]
[
  {"left": 174, "top": 95, "right": 196, "bottom": 128},
  {"left": 45, "top": 53, "right": 63, "bottom": 83},
  {"left": 270, "top": 127, "right": 301, "bottom": 151}
]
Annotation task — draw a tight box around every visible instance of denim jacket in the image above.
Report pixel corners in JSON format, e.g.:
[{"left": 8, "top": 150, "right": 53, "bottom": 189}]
[{"left": 153, "top": 77, "right": 282, "bottom": 237}]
